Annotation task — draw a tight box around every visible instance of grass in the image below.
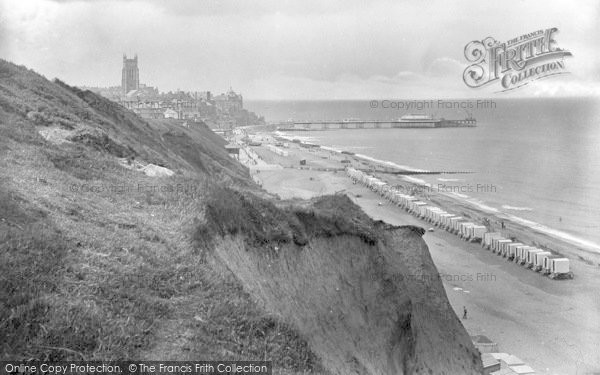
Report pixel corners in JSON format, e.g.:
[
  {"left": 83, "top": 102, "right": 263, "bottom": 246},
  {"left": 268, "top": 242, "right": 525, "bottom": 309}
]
[
  {"left": 0, "top": 59, "right": 328, "bottom": 372},
  {"left": 196, "top": 186, "right": 384, "bottom": 254}
]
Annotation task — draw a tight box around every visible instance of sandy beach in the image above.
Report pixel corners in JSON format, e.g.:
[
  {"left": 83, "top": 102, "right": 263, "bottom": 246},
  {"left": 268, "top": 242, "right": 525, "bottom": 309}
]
[{"left": 240, "top": 132, "right": 600, "bottom": 375}]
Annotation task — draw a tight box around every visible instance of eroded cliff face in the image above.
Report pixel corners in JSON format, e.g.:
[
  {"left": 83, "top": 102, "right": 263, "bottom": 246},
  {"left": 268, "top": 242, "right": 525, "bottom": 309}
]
[{"left": 199, "top": 192, "right": 482, "bottom": 375}]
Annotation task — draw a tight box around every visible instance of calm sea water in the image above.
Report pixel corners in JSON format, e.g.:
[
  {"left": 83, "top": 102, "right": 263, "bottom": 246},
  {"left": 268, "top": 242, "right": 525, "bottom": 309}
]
[{"left": 246, "top": 98, "right": 600, "bottom": 251}]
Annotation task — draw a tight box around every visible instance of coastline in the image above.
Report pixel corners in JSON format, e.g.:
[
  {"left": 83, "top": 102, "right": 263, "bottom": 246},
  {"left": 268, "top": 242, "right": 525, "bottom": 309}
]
[
  {"left": 273, "top": 131, "right": 600, "bottom": 265},
  {"left": 240, "top": 131, "right": 600, "bottom": 375}
]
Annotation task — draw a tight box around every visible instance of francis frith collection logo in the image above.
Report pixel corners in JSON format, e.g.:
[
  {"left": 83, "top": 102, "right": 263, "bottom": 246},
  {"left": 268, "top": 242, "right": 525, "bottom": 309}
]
[{"left": 463, "top": 28, "right": 572, "bottom": 92}]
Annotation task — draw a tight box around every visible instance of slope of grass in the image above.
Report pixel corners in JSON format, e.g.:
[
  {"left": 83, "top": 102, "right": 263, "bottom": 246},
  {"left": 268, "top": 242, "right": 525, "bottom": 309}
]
[{"left": 0, "top": 59, "right": 327, "bottom": 373}]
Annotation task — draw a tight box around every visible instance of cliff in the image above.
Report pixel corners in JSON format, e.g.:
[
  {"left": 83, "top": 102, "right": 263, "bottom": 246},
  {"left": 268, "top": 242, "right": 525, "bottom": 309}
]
[{"left": 0, "top": 59, "right": 482, "bottom": 374}]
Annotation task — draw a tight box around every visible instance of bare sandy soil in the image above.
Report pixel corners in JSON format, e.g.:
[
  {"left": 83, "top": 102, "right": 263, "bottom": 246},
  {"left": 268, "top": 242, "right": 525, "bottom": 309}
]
[{"left": 246, "top": 137, "right": 600, "bottom": 375}]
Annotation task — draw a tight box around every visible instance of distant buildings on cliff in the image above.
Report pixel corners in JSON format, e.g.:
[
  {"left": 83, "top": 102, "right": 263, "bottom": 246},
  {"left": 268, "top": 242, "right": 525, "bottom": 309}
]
[{"left": 82, "top": 54, "right": 264, "bottom": 129}]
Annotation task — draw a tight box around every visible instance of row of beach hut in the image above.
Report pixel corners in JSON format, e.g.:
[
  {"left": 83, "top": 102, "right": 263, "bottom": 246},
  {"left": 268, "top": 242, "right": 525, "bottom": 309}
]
[{"left": 346, "top": 167, "right": 573, "bottom": 280}]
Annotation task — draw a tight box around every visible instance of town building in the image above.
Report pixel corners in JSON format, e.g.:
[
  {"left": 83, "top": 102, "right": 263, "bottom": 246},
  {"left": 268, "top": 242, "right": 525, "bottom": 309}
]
[
  {"left": 84, "top": 54, "right": 265, "bottom": 129},
  {"left": 121, "top": 54, "right": 139, "bottom": 94},
  {"left": 213, "top": 88, "right": 243, "bottom": 113}
]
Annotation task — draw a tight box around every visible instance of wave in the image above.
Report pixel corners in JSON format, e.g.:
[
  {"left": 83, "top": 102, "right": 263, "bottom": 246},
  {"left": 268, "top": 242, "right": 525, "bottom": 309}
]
[
  {"left": 276, "top": 132, "right": 317, "bottom": 142},
  {"left": 355, "top": 153, "right": 429, "bottom": 173},
  {"left": 320, "top": 145, "right": 344, "bottom": 153},
  {"left": 502, "top": 205, "right": 533, "bottom": 211},
  {"left": 503, "top": 213, "right": 600, "bottom": 252}
]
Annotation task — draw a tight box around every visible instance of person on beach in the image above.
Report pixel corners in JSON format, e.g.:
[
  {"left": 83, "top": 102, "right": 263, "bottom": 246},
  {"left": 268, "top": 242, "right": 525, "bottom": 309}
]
[{"left": 463, "top": 306, "right": 468, "bottom": 319}]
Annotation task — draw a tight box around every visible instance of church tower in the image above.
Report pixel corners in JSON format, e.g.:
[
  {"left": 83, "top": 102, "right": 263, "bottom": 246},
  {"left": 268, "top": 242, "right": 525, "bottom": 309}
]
[{"left": 121, "top": 54, "right": 139, "bottom": 94}]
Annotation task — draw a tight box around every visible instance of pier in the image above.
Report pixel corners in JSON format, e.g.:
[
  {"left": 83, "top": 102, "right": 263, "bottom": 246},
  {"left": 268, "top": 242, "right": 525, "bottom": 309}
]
[{"left": 276, "top": 118, "right": 476, "bottom": 131}]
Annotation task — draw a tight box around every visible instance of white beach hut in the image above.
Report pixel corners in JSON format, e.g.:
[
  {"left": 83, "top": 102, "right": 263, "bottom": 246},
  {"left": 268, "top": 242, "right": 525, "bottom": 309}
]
[
  {"left": 500, "top": 240, "right": 515, "bottom": 257},
  {"left": 417, "top": 205, "right": 431, "bottom": 218},
  {"left": 549, "top": 258, "right": 573, "bottom": 279},
  {"left": 496, "top": 239, "right": 512, "bottom": 255},
  {"left": 542, "top": 255, "right": 561, "bottom": 275},
  {"left": 410, "top": 201, "right": 427, "bottom": 215},
  {"left": 393, "top": 192, "right": 404, "bottom": 206},
  {"left": 425, "top": 207, "right": 442, "bottom": 222},
  {"left": 483, "top": 232, "right": 501, "bottom": 249},
  {"left": 448, "top": 216, "right": 463, "bottom": 232},
  {"left": 533, "top": 251, "right": 552, "bottom": 272},
  {"left": 432, "top": 209, "right": 446, "bottom": 223},
  {"left": 403, "top": 196, "right": 417, "bottom": 210},
  {"left": 469, "top": 225, "right": 487, "bottom": 243},
  {"left": 439, "top": 213, "right": 455, "bottom": 229},
  {"left": 423, "top": 206, "right": 435, "bottom": 221},
  {"left": 506, "top": 243, "right": 523, "bottom": 261},
  {"left": 459, "top": 222, "right": 475, "bottom": 240},
  {"left": 372, "top": 181, "right": 386, "bottom": 194},
  {"left": 525, "top": 249, "right": 543, "bottom": 268},
  {"left": 433, "top": 210, "right": 448, "bottom": 225},
  {"left": 453, "top": 219, "right": 468, "bottom": 234},
  {"left": 515, "top": 245, "right": 531, "bottom": 264}
]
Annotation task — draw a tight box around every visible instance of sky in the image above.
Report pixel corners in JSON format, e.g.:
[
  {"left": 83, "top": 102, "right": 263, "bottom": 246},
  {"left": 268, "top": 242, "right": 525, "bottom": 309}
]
[{"left": 1, "top": 0, "right": 599, "bottom": 99}]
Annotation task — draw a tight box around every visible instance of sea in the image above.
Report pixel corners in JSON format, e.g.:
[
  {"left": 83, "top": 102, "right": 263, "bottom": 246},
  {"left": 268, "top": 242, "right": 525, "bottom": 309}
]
[{"left": 246, "top": 98, "right": 600, "bottom": 253}]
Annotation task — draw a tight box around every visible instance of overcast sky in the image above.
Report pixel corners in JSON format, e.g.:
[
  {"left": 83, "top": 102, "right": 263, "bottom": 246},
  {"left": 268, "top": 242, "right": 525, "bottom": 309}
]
[{"left": 1, "top": 0, "right": 599, "bottom": 99}]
